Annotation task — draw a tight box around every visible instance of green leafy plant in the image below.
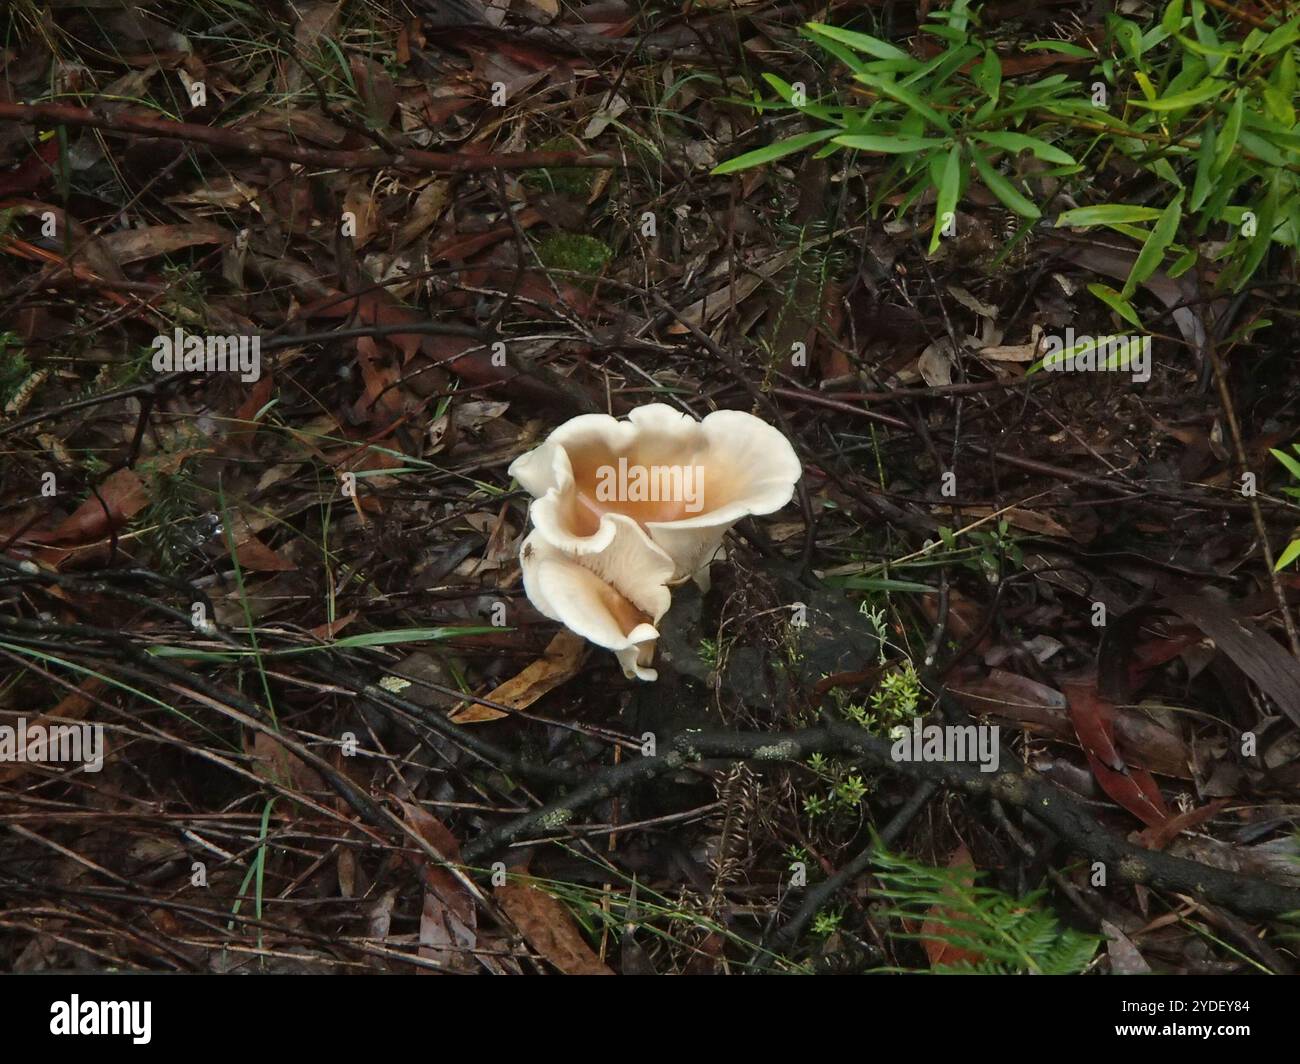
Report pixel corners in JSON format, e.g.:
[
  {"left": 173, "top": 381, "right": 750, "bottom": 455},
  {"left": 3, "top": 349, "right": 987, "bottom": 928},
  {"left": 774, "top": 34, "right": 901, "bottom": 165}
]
[
  {"left": 802, "top": 752, "right": 874, "bottom": 819},
  {"left": 714, "top": 2, "right": 1084, "bottom": 247},
  {"left": 139, "top": 462, "right": 205, "bottom": 575},
  {"left": 938, "top": 518, "right": 1024, "bottom": 580},
  {"left": 1050, "top": 0, "right": 1300, "bottom": 307},
  {"left": 1270, "top": 443, "right": 1300, "bottom": 569},
  {"left": 802, "top": 791, "right": 830, "bottom": 818},
  {"left": 870, "top": 660, "right": 921, "bottom": 720},
  {"left": 857, "top": 601, "right": 891, "bottom": 664},
  {"left": 833, "top": 772, "right": 870, "bottom": 807},
  {"left": 842, "top": 659, "right": 922, "bottom": 732},
  {"left": 714, "top": 0, "right": 1300, "bottom": 322},
  {"left": 871, "top": 845, "right": 1101, "bottom": 974}
]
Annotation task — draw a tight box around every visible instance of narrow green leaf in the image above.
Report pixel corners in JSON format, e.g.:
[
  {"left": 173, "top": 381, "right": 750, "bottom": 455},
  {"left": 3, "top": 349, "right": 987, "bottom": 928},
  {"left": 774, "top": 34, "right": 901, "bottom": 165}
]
[
  {"left": 1087, "top": 283, "right": 1142, "bottom": 328},
  {"left": 1167, "top": 248, "right": 1198, "bottom": 277},
  {"left": 1236, "top": 177, "right": 1279, "bottom": 290},
  {"left": 711, "top": 129, "right": 840, "bottom": 175},
  {"left": 839, "top": 576, "right": 937, "bottom": 592},
  {"left": 1126, "top": 77, "right": 1229, "bottom": 111},
  {"left": 1238, "top": 129, "right": 1287, "bottom": 166},
  {"left": 1056, "top": 204, "right": 1164, "bottom": 227},
  {"left": 1021, "top": 40, "right": 1096, "bottom": 57},
  {"left": 1213, "top": 94, "right": 1243, "bottom": 176},
  {"left": 862, "top": 57, "right": 925, "bottom": 76},
  {"left": 805, "top": 22, "right": 910, "bottom": 60},
  {"left": 930, "top": 144, "right": 963, "bottom": 253},
  {"left": 1134, "top": 70, "right": 1159, "bottom": 103},
  {"left": 1174, "top": 32, "right": 1235, "bottom": 59},
  {"left": 803, "top": 35, "right": 871, "bottom": 74},
  {"left": 1161, "top": 0, "right": 1185, "bottom": 36},
  {"left": 974, "top": 48, "right": 1001, "bottom": 102},
  {"left": 1222, "top": 318, "right": 1271, "bottom": 345},
  {"left": 1273, "top": 446, "right": 1300, "bottom": 481},
  {"left": 1262, "top": 85, "right": 1296, "bottom": 128},
  {"left": 1277, "top": 49, "right": 1296, "bottom": 97},
  {"left": 328, "top": 627, "right": 500, "bottom": 649},
  {"left": 970, "top": 145, "right": 1040, "bottom": 219},
  {"left": 1100, "top": 222, "right": 1164, "bottom": 243},
  {"left": 973, "top": 132, "right": 1074, "bottom": 164},
  {"left": 1259, "top": 14, "right": 1300, "bottom": 54},
  {"left": 1190, "top": 124, "right": 1217, "bottom": 212},
  {"left": 1274, "top": 539, "right": 1300, "bottom": 571},
  {"left": 1112, "top": 17, "right": 1145, "bottom": 61},
  {"left": 855, "top": 72, "right": 954, "bottom": 132},
  {"left": 146, "top": 626, "right": 503, "bottom": 660},
  {"left": 833, "top": 133, "right": 945, "bottom": 152},
  {"left": 1191, "top": 6, "right": 1222, "bottom": 50},
  {"left": 1123, "top": 193, "right": 1183, "bottom": 298},
  {"left": 758, "top": 74, "right": 840, "bottom": 119},
  {"left": 1151, "top": 156, "right": 1183, "bottom": 193}
]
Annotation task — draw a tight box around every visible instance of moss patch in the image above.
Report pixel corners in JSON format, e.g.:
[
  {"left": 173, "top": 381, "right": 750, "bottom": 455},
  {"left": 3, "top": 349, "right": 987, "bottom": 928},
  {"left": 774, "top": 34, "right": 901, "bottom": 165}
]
[
  {"left": 536, "top": 232, "right": 612, "bottom": 288},
  {"left": 522, "top": 136, "right": 593, "bottom": 197}
]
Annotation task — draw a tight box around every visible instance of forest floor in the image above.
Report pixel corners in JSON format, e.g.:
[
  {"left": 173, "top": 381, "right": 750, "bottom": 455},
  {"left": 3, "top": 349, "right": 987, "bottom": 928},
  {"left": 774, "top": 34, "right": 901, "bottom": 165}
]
[{"left": 1, "top": 0, "right": 1298, "bottom": 974}]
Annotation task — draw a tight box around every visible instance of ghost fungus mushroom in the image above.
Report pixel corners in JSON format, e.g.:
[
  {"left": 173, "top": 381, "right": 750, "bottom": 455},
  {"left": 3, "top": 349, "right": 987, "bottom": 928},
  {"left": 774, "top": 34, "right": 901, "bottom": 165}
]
[
  {"left": 518, "top": 530, "right": 671, "bottom": 681},
  {"left": 510, "top": 404, "right": 802, "bottom": 680}
]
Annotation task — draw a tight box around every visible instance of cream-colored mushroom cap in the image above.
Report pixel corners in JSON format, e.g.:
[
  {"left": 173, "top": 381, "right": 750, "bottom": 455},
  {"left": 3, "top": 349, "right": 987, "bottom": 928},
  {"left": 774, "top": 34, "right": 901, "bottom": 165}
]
[
  {"left": 510, "top": 404, "right": 802, "bottom": 680},
  {"left": 517, "top": 529, "right": 671, "bottom": 681}
]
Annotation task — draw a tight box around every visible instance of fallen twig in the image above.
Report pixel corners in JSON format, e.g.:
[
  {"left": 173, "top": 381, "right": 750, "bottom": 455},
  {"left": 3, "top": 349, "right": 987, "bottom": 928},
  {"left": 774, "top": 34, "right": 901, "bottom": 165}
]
[
  {"left": 0, "top": 102, "right": 620, "bottom": 174},
  {"left": 461, "top": 723, "right": 1300, "bottom": 921}
]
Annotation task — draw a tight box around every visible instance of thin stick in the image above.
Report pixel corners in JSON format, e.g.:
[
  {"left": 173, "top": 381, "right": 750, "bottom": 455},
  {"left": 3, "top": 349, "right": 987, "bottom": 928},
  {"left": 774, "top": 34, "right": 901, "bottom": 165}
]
[{"left": 0, "top": 102, "right": 619, "bottom": 174}]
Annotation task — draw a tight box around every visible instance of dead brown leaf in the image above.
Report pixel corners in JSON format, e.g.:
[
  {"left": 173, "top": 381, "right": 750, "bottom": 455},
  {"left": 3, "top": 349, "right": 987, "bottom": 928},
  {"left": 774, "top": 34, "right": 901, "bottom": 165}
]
[
  {"left": 248, "top": 730, "right": 324, "bottom": 792},
  {"left": 1065, "top": 680, "right": 1170, "bottom": 827},
  {"left": 495, "top": 876, "right": 614, "bottom": 975},
  {"left": 395, "top": 179, "right": 451, "bottom": 249},
  {"left": 400, "top": 801, "right": 477, "bottom": 974},
  {"left": 946, "top": 505, "right": 1072, "bottom": 539},
  {"left": 0, "top": 678, "right": 103, "bottom": 783},
  {"left": 98, "top": 224, "right": 230, "bottom": 265},
  {"left": 451, "top": 630, "right": 586, "bottom": 723},
  {"left": 27, "top": 469, "right": 149, "bottom": 546},
  {"left": 919, "top": 844, "right": 986, "bottom": 969}
]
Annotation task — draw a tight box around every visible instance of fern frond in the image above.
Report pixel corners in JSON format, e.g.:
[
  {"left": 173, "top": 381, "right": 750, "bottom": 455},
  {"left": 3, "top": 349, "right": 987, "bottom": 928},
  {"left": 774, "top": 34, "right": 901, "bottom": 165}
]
[{"left": 870, "top": 845, "right": 1100, "bottom": 975}]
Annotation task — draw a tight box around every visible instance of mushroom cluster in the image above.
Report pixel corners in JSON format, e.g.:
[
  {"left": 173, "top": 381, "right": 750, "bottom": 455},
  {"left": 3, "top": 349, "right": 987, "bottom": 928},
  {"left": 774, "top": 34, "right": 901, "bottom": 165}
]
[{"left": 509, "top": 404, "right": 802, "bottom": 680}]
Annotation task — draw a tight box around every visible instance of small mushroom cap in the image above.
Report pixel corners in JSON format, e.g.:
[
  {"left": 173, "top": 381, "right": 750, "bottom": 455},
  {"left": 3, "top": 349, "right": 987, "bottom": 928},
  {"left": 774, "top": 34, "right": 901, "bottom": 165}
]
[{"left": 519, "top": 531, "right": 667, "bottom": 681}]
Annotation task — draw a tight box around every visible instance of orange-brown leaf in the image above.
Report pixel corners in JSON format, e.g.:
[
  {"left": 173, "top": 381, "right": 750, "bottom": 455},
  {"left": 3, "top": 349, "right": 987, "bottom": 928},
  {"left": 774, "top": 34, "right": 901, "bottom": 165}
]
[
  {"left": 495, "top": 879, "right": 614, "bottom": 975},
  {"left": 1064, "top": 681, "right": 1169, "bottom": 827}
]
